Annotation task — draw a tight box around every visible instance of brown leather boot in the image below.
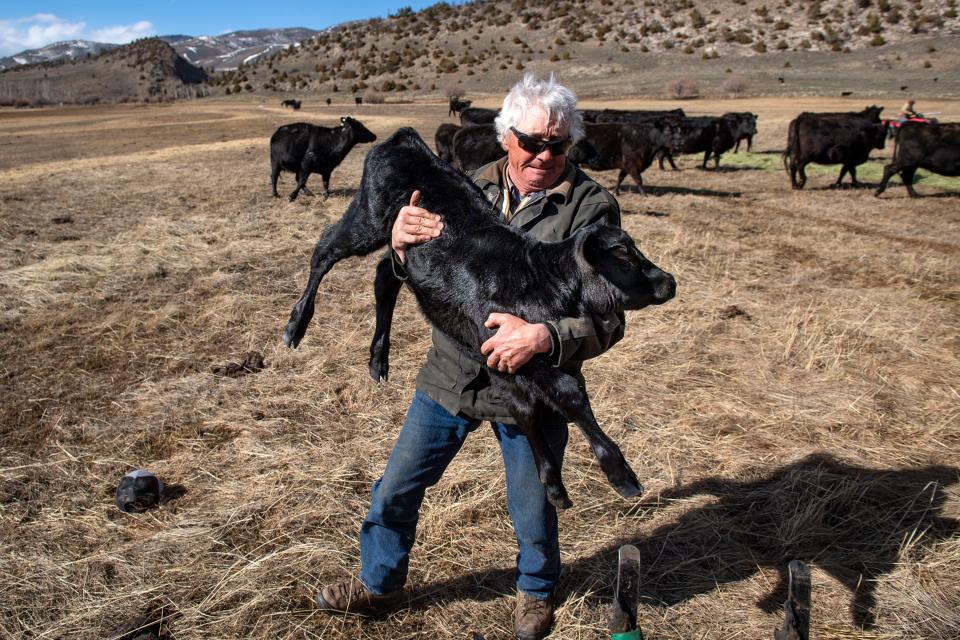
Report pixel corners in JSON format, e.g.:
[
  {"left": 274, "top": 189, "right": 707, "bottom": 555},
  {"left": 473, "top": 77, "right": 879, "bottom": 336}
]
[
  {"left": 514, "top": 592, "right": 554, "bottom": 640},
  {"left": 315, "top": 577, "right": 403, "bottom": 617}
]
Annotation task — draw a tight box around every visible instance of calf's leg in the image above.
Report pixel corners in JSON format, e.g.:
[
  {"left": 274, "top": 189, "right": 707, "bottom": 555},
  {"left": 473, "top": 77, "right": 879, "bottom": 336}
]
[
  {"left": 834, "top": 165, "right": 849, "bottom": 187},
  {"left": 900, "top": 166, "right": 919, "bottom": 197},
  {"left": 487, "top": 375, "right": 572, "bottom": 509},
  {"left": 613, "top": 170, "right": 626, "bottom": 195},
  {"left": 322, "top": 172, "right": 332, "bottom": 199},
  {"left": 284, "top": 212, "right": 389, "bottom": 348},
  {"left": 294, "top": 171, "right": 315, "bottom": 197},
  {"left": 271, "top": 162, "right": 282, "bottom": 197},
  {"left": 513, "top": 362, "right": 643, "bottom": 500},
  {"left": 288, "top": 168, "right": 313, "bottom": 201},
  {"left": 876, "top": 163, "right": 898, "bottom": 196},
  {"left": 368, "top": 252, "right": 404, "bottom": 382}
]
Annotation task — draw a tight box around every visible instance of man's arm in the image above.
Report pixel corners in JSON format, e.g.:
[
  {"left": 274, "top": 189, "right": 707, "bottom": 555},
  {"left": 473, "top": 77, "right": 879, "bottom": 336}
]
[{"left": 482, "top": 192, "right": 625, "bottom": 372}]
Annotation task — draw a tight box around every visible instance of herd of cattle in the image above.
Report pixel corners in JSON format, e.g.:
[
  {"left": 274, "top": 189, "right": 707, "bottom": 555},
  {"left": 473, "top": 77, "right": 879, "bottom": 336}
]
[{"left": 268, "top": 98, "right": 957, "bottom": 202}]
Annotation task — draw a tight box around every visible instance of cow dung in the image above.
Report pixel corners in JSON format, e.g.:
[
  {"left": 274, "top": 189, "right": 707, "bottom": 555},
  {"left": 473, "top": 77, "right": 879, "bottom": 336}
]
[{"left": 211, "top": 351, "right": 265, "bottom": 377}]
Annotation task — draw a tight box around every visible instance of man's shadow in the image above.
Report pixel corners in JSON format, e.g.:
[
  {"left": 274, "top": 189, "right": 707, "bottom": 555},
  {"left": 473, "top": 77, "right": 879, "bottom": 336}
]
[{"left": 412, "top": 453, "right": 958, "bottom": 630}]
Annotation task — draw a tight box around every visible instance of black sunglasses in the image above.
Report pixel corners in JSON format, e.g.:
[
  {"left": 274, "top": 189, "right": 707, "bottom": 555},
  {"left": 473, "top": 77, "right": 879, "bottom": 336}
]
[{"left": 509, "top": 126, "right": 572, "bottom": 155}]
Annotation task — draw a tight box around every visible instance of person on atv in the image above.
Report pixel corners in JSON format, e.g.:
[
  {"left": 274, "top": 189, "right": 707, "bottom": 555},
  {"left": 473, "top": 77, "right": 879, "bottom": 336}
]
[{"left": 898, "top": 99, "right": 921, "bottom": 123}]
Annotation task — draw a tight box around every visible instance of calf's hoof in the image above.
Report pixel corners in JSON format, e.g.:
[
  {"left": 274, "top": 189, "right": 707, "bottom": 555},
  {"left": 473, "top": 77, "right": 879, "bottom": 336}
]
[
  {"left": 368, "top": 358, "right": 389, "bottom": 383},
  {"left": 282, "top": 313, "right": 309, "bottom": 348},
  {"left": 282, "top": 323, "right": 301, "bottom": 348},
  {"left": 546, "top": 483, "right": 573, "bottom": 510},
  {"left": 610, "top": 467, "right": 644, "bottom": 499}
]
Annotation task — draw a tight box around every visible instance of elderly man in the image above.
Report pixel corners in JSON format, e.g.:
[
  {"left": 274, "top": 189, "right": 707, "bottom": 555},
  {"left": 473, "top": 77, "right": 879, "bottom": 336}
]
[{"left": 316, "top": 73, "right": 625, "bottom": 640}]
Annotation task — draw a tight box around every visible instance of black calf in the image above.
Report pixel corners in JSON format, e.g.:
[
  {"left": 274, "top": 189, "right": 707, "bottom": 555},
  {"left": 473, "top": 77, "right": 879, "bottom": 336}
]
[
  {"left": 434, "top": 123, "right": 462, "bottom": 164},
  {"left": 283, "top": 128, "right": 676, "bottom": 508},
  {"left": 269, "top": 117, "right": 377, "bottom": 201}
]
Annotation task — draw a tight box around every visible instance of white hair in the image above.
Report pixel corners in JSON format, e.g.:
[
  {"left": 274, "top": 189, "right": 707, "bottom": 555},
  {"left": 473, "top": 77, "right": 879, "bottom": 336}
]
[{"left": 494, "top": 72, "right": 584, "bottom": 143}]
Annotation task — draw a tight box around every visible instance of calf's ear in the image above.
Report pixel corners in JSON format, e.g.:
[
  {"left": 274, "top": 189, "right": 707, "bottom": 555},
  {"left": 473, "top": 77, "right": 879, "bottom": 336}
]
[{"left": 573, "top": 223, "right": 607, "bottom": 271}]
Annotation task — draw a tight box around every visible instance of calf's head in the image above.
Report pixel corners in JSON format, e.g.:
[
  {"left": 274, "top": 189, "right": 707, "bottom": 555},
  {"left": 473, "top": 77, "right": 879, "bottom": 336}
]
[
  {"left": 576, "top": 224, "right": 676, "bottom": 311},
  {"left": 341, "top": 117, "right": 378, "bottom": 143}
]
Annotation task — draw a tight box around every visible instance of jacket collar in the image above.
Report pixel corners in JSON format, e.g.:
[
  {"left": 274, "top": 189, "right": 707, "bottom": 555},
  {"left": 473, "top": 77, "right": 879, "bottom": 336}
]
[{"left": 475, "top": 156, "right": 576, "bottom": 206}]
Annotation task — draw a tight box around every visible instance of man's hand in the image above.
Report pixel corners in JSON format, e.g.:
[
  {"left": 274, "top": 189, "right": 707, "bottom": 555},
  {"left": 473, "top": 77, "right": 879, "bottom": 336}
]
[
  {"left": 392, "top": 190, "right": 443, "bottom": 263},
  {"left": 481, "top": 313, "right": 552, "bottom": 374}
]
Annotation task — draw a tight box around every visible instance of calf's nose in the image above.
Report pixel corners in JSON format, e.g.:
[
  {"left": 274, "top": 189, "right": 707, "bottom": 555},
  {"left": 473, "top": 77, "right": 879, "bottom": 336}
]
[{"left": 655, "top": 272, "right": 677, "bottom": 303}]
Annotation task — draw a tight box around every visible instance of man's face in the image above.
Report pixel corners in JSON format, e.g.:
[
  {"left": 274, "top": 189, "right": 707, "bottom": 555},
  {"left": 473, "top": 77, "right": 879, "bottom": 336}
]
[{"left": 503, "top": 105, "right": 569, "bottom": 195}]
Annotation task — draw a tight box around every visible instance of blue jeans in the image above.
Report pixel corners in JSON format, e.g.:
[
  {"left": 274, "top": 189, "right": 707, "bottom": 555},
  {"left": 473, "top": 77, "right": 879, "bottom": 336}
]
[{"left": 358, "top": 389, "right": 568, "bottom": 599}]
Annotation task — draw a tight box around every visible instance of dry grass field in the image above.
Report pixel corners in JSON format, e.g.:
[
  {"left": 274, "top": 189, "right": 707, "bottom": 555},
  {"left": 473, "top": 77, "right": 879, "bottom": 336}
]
[{"left": 1, "top": 95, "right": 958, "bottom": 640}]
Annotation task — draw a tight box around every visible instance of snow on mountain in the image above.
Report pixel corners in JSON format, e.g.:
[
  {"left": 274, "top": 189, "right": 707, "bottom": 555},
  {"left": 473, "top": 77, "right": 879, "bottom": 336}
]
[
  {"left": 0, "top": 29, "right": 318, "bottom": 72},
  {"left": 0, "top": 40, "right": 117, "bottom": 70}
]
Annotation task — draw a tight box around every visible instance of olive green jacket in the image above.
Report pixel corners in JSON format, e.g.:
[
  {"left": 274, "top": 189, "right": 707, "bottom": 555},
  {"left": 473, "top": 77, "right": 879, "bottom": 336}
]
[{"left": 414, "top": 156, "right": 625, "bottom": 422}]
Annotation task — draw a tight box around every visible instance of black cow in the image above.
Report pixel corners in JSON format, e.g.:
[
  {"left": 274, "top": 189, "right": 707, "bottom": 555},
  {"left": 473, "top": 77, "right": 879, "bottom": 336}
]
[
  {"left": 814, "top": 105, "right": 884, "bottom": 123},
  {"left": 281, "top": 99, "right": 302, "bottom": 110},
  {"left": 448, "top": 96, "right": 472, "bottom": 117},
  {"left": 451, "top": 124, "right": 506, "bottom": 172},
  {"left": 594, "top": 108, "right": 686, "bottom": 124},
  {"left": 460, "top": 107, "right": 498, "bottom": 127},
  {"left": 783, "top": 114, "right": 887, "bottom": 189},
  {"left": 578, "top": 109, "right": 605, "bottom": 124},
  {"left": 434, "top": 123, "right": 462, "bottom": 164},
  {"left": 270, "top": 117, "right": 377, "bottom": 201},
  {"left": 659, "top": 116, "right": 736, "bottom": 170},
  {"left": 568, "top": 122, "right": 680, "bottom": 195},
  {"left": 355, "top": 96, "right": 363, "bottom": 106},
  {"left": 876, "top": 122, "right": 960, "bottom": 197},
  {"left": 282, "top": 128, "right": 676, "bottom": 508},
  {"left": 724, "top": 112, "right": 759, "bottom": 152}
]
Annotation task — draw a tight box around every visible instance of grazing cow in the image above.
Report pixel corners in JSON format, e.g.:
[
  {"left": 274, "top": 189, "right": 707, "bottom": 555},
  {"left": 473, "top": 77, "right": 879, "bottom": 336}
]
[
  {"left": 355, "top": 96, "right": 363, "bottom": 106},
  {"left": 451, "top": 124, "right": 506, "bottom": 172},
  {"left": 282, "top": 128, "right": 676, "bottom": 507},
  {"left": 448, "top": 96, "right": 472, "bottom": 117},
  {"left": 783, "top": 114, "right": 887, "bottom": 189},
  {"left": 270, "top": 117, "right": 377, "bottom": 201},
  {"left": 325, "top": 97, "right": 332, "bottom": 106},
  {"left": 724, "top": 112, "right": 759, "bottom": 153},
  {"left": 876, "top": 122, "right": 960, "bottom": 197},
  {"left": 841, "top": 91, "right": 853, "bottom": 97},
  {"left": 434, "top": 123, "right": 462, "bottom": 164},
  {"left": 659, "top": 116, "right": 737, "bottom": 170},
  {"left": 568, "top": 122, "right": 680, "bottom": 195},
  {"left": 459, "top": 107, "right": 498, "bottom": 127},
  {"left": 281, "top": 99, "right": 302, "bottom": 110}
]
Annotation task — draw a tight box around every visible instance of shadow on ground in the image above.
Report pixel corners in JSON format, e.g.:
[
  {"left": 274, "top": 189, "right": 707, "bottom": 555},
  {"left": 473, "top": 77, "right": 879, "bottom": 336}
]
[{"left": 409, "top": 453, "right": 959, "bottom": 630}]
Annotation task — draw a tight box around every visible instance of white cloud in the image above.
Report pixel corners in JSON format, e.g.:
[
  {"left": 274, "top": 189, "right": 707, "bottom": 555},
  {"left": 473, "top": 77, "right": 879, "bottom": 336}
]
[
  {"left": 0, "top": 15, "right": 155, "bottom": 56},
  {"left": 91, "top": 21, "right": 155, "bottom": 44}
]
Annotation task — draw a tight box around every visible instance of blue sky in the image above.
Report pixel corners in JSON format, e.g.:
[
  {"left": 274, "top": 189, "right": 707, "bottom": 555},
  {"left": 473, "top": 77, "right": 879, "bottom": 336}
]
[{"left": 0, "top": 1, "right": 455, "bottom": 55}]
